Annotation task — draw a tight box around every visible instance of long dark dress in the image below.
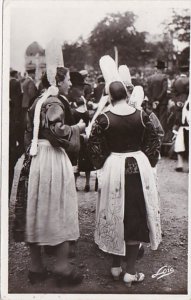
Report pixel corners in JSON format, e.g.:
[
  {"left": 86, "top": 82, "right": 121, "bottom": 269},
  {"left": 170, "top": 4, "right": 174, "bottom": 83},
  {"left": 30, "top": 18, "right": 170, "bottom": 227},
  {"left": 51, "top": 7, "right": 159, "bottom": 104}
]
[
  {"left": 73, "top": 109, "right": 94, "bottom": 172},
  {"left": 88, "top": 109, "right": 160, "bottom": 243}
]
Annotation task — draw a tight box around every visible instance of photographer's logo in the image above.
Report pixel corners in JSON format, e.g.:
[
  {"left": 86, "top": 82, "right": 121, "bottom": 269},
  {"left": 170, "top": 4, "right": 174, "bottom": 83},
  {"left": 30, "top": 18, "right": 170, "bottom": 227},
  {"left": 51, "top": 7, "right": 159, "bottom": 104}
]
[{"left": 152, "top": 265, "right": 174, "bottom": 280}]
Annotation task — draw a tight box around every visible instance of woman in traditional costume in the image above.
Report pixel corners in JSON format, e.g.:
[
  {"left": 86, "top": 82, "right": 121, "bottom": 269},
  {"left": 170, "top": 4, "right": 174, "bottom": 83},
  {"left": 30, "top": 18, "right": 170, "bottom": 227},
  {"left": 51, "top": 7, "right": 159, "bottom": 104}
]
[
  {"left": 88, "top": 56, "right": 162, "bottom": 286},
  {"left": 13, "top": 40, "right": 85, "bottom": 286}
]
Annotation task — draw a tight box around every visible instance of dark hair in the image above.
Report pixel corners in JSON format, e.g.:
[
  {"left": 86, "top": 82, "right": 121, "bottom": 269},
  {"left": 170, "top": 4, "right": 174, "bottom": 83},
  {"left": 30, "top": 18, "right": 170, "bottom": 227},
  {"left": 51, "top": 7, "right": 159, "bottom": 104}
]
[
  {"left": 41, "top": 67, "right": 69, "bottom": 89},
  {"left": 10, "top": 70, "right": 18, "bottom": 77},
  {"left": 27, "top": 69, "right": 36, "bottom": 74},
  {"left": 41, "top": 72, "right": 51, "bottom": 89},
  {"left": 109, "top": 81, "right": 127, "bottom": 102},
  {"left": 55, "top": 67, "right": 68, "bottom": 85},
  {"left": 97, "top": 75, "right": 105, "bottom": 83}
]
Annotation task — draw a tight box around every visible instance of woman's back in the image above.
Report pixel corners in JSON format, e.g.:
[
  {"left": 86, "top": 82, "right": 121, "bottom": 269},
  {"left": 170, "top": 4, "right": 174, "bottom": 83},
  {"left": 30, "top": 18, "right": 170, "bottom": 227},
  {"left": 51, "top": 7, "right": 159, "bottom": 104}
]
[{"left": 98, "top": 109, "right": 145, "bottom": 152}]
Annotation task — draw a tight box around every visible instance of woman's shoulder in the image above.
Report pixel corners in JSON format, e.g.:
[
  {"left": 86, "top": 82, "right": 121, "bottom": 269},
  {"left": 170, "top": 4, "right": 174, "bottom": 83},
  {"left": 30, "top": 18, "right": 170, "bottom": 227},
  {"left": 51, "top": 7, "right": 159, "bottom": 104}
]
[
  {"left": 96, "top": 112, "right": 109, "bottom": 130},
  {"left": 41, "top": 96, "right": 65, "bottom": 110}
]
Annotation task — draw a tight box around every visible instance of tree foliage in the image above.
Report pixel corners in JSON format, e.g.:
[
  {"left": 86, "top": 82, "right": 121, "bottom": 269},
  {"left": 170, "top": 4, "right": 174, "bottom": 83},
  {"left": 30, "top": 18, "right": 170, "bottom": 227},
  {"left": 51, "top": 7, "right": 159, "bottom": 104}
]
[
  {"left": 88, "top": 11, "right": 147, "bottom": 68},
  {"left": 169, "top": 9, "right": 190, "bottom": 42},
  {"left": 62, "top": 39, "right": 90, "bottom": 70},
  {"left": 61, "top": 10, "right": 190, "bottom": 71}
]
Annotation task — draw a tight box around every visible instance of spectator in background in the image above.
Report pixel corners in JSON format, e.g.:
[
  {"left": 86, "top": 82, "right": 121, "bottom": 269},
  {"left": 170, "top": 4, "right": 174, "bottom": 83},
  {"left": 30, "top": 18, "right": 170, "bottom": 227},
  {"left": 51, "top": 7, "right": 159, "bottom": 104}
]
[
  {"left": 9, "top": 69, "right": 23, "bottom": 196},
  {"left": 69, "top": 71, "right": 94, "bottom": 192},
  {"left": 171, "top": 65, "right": 189, "bottom": 172},
  {"left": 22, "top": 66, "right": 38, "bottom": 129},
  {"left": 80, "top": 69, "right": 93, "bottom": 102},
  {"left": 93, "top": 75, "right": 105, "bottom": 103},
  {"left": 147, "top": 60, "right": 168, "bottom": 134}
]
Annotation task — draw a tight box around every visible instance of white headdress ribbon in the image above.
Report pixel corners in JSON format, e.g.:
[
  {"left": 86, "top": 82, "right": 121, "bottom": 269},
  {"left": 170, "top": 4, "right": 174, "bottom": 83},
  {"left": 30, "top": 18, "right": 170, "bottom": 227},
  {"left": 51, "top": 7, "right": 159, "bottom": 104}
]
[{"left": 30, "top": 39, "right": 64, "bottom": 156}]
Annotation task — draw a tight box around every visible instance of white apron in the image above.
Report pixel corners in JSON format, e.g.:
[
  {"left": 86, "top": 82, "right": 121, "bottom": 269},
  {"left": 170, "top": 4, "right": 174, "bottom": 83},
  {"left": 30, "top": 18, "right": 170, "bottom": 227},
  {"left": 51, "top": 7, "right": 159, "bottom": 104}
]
[
  {"left": 174, "top": 126, "right": 189, "bottom": 153},
  {"left": 26, "top": 139, "right": 80, "bottom": 245},
  {"left": 95, "top": 151, "right": 162, "bottom": 256}
]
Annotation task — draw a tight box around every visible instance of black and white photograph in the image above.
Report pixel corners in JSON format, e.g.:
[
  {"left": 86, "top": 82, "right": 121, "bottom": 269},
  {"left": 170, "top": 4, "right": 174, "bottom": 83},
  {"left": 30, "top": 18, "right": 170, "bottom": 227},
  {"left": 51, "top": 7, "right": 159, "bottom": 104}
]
[{"left": 1, "top": 0, "right": 190, "bottom": 299}]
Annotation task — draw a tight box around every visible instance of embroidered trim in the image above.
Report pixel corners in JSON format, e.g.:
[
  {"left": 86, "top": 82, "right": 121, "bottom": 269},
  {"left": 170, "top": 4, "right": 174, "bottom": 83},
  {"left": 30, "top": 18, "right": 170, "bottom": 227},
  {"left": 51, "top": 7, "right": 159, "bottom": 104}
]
[
  {"left": 102, "top": 113, "right": 110, "bottom": 130},
  {"left": 140, "top": 110, "right": 146, "bottom": 127}
]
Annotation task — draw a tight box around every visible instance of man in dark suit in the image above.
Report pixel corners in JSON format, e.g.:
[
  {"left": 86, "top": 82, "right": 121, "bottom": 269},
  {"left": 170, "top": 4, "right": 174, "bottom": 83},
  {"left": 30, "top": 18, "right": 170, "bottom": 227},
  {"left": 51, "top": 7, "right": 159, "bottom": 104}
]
[
  {"left": 171, "top": 65, "right": 189, "bottom": 106},
  {"left": 22, "top": 66, "right": 38, "bottom": 128},
  {"left": 93, "top": 75, "right": 105, "bottom": 103},
  {"left": 171, "top": 65, "right": 189, "bottom": 171},
  {"left": 147, "top": 60, "right": 168, "bottom": 133},
  {"left": 9, "top": 69, "right": 23, "bottom": 196}
]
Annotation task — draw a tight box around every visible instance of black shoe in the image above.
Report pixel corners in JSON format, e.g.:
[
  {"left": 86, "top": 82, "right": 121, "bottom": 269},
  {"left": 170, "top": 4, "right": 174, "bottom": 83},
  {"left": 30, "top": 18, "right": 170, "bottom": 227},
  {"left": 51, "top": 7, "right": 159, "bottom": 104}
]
[
  {"left": 175, "top": 167, "right": 183, "bottom": 172},
  {"left": 55, "top": 270, "right": 83, "bottom": 287},
  {"left": 84, "top": 185, "right": 90, "bottom": 192},
  {"left": 28, "top": 269, "right": 52, "bottom": 284}
]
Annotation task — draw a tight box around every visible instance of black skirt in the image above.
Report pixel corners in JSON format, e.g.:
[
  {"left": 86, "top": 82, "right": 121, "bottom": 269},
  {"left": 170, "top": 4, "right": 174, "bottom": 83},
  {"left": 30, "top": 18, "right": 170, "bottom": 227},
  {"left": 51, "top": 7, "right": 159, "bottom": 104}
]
[
  {"left": 78, "top": 136, "right": 94, "bottom": 172},
  {"left": 124, "top": 158, "right": 150, "bottom": 243}
]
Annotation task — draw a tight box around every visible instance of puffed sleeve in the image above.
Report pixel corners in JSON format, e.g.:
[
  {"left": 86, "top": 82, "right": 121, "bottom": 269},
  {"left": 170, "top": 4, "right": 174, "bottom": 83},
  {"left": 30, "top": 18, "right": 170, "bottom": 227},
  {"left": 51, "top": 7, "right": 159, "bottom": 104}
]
[
  {"left": 141, "top": 111, "right": 160, "bottom": 167},
  {"left": 87, "top": 113, "right": 110, "bottom": 169},
  {"left": 41, "top": 101, "right": 80, "bottom": 152},
  {"left": 46, "top": 103, "right": 72, "bottom": 140}
]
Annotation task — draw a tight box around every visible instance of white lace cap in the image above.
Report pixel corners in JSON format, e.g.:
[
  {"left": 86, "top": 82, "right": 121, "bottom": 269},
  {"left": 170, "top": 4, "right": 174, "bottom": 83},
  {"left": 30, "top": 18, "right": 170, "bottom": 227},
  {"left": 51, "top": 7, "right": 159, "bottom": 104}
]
[
  {"left": 45, "top": 39, "right": 64, "bottom": 86},
  {"left": 118, "top": 65, "right": 132, "bottom": 87},
  {"left": 99, "top": 55, "right": 122, "bottom": 94},
  {"left": 129, "top": 86, "right": 144, "bottom": 109}
]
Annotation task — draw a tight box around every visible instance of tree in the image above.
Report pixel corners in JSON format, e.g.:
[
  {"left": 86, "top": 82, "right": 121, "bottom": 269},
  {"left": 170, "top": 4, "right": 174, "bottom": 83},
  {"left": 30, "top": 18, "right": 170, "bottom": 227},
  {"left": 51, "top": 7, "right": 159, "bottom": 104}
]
[
  {"left": 62, "top": 39, "right": 90, "bottom": 70},
  {"left": 169, "top": 9, "right": 190, "bottom": 43},
  {"left": 88, "top": 11, "right": 147, "bottom": 68}
]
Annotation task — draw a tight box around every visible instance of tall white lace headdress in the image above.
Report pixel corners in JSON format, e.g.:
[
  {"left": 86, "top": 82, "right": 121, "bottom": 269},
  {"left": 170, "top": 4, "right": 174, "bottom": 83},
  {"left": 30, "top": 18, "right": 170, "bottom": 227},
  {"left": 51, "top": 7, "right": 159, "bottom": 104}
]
[
  {"left": 118, "top": 65, "right": 133, "bottom": 87},
  {"left": 30, "top": 39, "right": 64, "bottom": 156},
  {"left": 99, "top": 55, "right": 122, "bottom": 95},
  {"left": 129, "top": 86, "right": 144, "bottom": 109},
  {"left": 86, "top": 55, "right": 128, "bottom": 137}
]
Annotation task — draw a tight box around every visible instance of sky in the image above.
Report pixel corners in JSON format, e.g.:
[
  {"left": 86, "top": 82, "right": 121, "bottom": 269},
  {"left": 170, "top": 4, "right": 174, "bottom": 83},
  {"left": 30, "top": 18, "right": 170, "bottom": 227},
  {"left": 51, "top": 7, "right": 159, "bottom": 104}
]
[{"left": 6, "top": 0, "right": 190, "bottom": 72}]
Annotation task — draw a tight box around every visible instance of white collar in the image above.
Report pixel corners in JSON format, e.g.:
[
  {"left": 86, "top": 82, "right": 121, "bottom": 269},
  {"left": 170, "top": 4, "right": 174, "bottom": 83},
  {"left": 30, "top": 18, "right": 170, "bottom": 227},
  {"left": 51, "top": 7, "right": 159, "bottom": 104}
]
[
  {"left": 110, "top": 102, "right": 136, "bottom": 115},
  {"left": 27, "top": 76, "right": 34, "bottom": 81},
  {"left": 180, "top": 74, "right": 187, "bottom": 77}
]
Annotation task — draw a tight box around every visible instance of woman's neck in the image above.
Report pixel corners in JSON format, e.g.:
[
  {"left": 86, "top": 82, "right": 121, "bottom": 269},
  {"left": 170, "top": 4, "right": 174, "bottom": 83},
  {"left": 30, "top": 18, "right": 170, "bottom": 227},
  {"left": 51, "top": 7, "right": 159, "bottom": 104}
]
[{"left": 110, "top": 99, "right": 136, "bottom": 115}]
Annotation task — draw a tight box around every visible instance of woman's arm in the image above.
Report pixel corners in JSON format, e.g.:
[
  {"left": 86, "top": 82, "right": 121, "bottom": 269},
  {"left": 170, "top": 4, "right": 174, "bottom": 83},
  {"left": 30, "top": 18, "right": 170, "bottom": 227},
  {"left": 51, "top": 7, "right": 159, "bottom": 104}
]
[
  {"left": 141, "top": 111, "right": 160, "bottom": 167},
  {"left": 87, "top": 113, "right": 110, "bottom": 169}
]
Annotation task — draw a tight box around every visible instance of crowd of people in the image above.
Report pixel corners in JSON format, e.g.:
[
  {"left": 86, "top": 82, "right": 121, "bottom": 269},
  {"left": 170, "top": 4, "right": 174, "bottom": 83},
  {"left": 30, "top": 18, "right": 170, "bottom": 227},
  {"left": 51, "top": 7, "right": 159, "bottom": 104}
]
[{"left": 9, "top": 40, "right": 189, "bottom": 288}]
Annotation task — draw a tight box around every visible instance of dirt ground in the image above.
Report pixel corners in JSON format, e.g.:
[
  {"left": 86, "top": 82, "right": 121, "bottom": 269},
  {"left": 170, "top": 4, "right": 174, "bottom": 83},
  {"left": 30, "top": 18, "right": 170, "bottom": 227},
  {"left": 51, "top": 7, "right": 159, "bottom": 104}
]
[{"left": 8, "top": 156, "right": 189, "bottom": 295}]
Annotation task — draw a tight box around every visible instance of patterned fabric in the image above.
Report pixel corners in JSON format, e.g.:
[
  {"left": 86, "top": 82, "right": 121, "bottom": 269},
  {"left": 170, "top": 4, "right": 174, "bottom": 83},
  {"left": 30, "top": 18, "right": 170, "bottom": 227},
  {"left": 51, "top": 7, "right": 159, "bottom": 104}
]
[
  {"left": 95, "top": 151, "right": 162, "bottom": 256},
  {"left": 88, "top": 110, "right": 160, "bottom": 169},
  {"left": 87, "top": 118, "right": 111, "bottom": 170},
  {"left": 141, "top": 113, "right": 160, "bottom": 167},
  {"left": 125, "top": 158, "right": 139, "bottom": 174},
  {"left": 13, "top": 147, "right": 31, "bottom": 242}
]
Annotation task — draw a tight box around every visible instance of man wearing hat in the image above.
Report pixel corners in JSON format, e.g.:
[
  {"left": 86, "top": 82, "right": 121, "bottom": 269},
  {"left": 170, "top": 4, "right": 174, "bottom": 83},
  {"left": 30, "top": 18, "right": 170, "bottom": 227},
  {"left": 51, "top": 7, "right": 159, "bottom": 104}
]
[
  {"left": 146, "top": 60, "right": 168, "bottom": 133},
  {"left": 171, "top": 65, "right": 189, "bottom": 172},
  {"left": 79, "top": 69, "right": 93, "bottom": 102},
  {"left": 69, "top": 71, "right": 94, "bottom": 192},
  {"left": 171, "top": 65, "right": 189, "bottom": 106},
  {"left": 22, "top": 65, "right": 38, "bottom": 127}
]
